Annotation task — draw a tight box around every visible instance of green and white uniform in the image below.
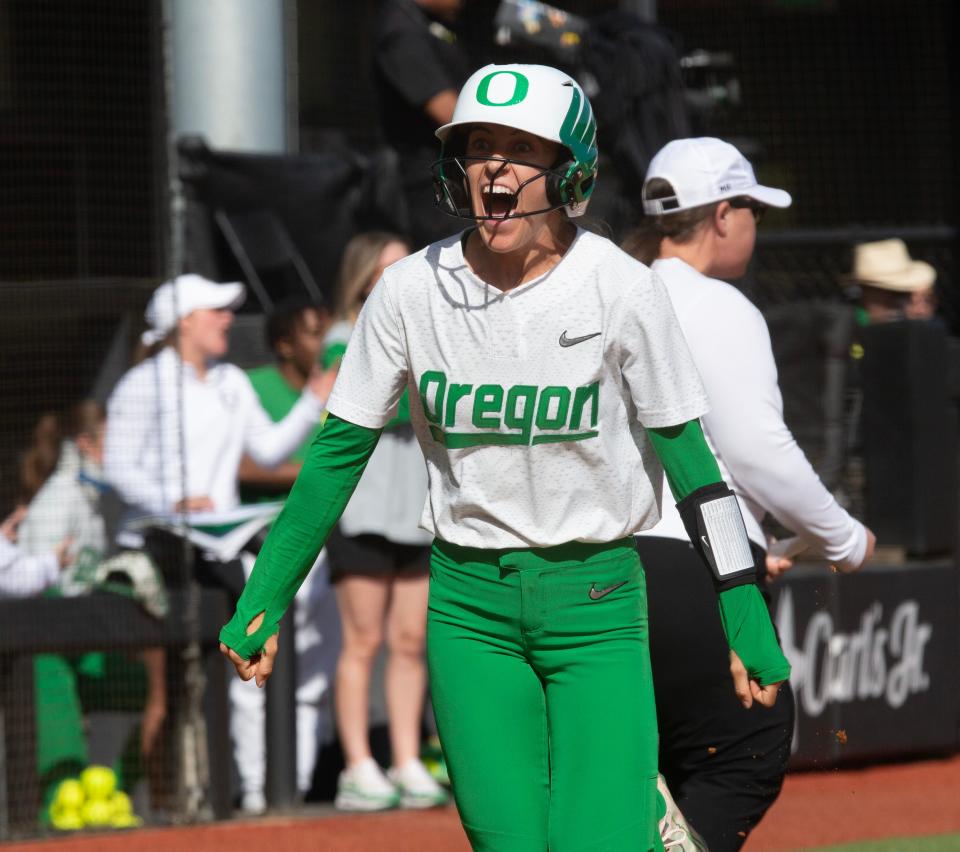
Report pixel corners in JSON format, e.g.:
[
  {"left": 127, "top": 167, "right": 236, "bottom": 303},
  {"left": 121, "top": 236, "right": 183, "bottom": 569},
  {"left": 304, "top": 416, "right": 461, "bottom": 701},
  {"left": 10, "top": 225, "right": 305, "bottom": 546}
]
[
  {"left": 328, "top": 229, "right": 709, "bottom": 547},
  {"left": 222, "top": 61, "right": 789, "bottom": 852},
  {"left": 221, "top": 229, "right": 789, "bottom": 851}
]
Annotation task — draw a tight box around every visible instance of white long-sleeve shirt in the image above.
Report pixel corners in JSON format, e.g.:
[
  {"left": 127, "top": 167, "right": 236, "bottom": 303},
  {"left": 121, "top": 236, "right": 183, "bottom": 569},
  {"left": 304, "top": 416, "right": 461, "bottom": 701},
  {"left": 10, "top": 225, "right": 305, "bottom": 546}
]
[
  {"left": 637, "top": 257, "right": 868, "bottom": 571},
  {"left": 0, "top": 536, "right": 60, "bottom": 597},
  {"left": 104, "top": 347, "right": 323, "bottom": 514},
  {"left": 18, "top": 441, "right": 107, "bottom": 557}
]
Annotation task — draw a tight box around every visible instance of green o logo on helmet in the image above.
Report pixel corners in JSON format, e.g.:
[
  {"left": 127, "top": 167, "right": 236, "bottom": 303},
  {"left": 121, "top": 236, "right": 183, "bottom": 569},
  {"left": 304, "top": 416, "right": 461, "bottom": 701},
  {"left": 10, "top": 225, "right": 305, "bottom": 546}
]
[{"left": 475, "top": 71, "right": 529, "bottom": 107}]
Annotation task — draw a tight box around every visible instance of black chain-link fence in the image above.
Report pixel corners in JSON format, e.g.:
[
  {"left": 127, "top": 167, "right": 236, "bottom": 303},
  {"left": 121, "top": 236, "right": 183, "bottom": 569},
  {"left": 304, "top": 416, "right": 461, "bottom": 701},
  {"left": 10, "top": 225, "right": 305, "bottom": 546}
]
[
  {"left": 0, "top": 0, "right": 166, "bottom": 283},
  {"left": 0, "top": 0, "right": 176, "bottom": 838}
]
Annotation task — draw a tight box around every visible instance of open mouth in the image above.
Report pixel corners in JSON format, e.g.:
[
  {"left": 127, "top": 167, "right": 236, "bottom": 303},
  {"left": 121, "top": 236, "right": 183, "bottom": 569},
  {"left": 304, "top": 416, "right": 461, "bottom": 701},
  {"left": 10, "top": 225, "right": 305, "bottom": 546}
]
[{"left": 481, "top": 184, "right": 518, "bottom": 219}]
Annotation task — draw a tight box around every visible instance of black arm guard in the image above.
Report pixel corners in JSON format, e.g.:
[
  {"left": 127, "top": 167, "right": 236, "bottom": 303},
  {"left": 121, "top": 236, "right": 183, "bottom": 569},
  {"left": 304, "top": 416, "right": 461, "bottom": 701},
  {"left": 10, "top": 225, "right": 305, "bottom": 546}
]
[{"left": 676, "top": 482, "right": 758, "bottom": 591}]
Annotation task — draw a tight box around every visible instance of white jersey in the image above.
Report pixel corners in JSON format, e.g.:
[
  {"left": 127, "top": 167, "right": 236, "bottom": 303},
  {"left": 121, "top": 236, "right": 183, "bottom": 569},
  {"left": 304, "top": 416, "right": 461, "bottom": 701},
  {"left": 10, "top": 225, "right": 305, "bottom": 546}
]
[
  {"left": 638, "top": 257, "right": 868, "bottom": 571},
  {"left": 327, "top": 229, "right": 709, "bottom": 549},
  {"left": 323, "top": 321, "right": 431, "bottom": 546}
]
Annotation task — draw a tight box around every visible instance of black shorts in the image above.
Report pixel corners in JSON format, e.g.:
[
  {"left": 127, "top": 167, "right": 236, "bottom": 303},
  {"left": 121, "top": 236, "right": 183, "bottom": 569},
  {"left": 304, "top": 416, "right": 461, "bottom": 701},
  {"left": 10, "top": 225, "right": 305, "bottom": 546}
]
[
  {"left": 326, "top": 527, "right": 431, "bottom": 584},
  {"left": 142, "top": 526, "right": 246, "bottom": 605}
]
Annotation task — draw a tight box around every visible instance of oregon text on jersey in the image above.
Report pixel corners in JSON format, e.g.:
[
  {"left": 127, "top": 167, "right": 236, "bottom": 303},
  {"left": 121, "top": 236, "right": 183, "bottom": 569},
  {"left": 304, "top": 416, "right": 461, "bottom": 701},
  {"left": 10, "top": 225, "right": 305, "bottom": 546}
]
[{"left": 418, "top": 369, "right": 599, "bottom": 447}]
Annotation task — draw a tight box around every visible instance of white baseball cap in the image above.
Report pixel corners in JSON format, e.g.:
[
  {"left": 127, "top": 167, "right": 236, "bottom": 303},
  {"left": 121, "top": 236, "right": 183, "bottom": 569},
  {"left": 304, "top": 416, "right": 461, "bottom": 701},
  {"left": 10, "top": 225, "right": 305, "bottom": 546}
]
[
  {"left": 642, "top": 137, "right": 792, "bottom": 215},
  {"left": 142, "top": 274, "right": 245, "bottom": 345}
]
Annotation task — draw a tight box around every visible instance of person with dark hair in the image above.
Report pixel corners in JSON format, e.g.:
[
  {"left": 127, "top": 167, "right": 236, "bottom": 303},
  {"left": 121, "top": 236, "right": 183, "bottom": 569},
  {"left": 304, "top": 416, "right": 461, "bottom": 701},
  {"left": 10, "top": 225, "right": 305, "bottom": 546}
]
[
  {"left": 235, "top": 297, "right": 339, "bottom": 813},
  {"left": 241, "top": 299, "right": 332, "bottom": 495},
  {"left": 19, "top": 401, "right": 107, "bottom": 558},
  {"left": 265, "top": 298, "right": 325, "bottom": 354},
  {"left": 4, "top": 404, "right": 99, "bottom": 593},
  {"left": 221, "top": 66, "right": 789, "bottom": 850},
  {"left": 374, "top": 0, "right": 470, "bottom": 248},
  {"left": 16, "top": 401, "right": 165, "bottom": 827},
  {"left": 17, "top": 412, "right": 62, "bottom": 505},
  {"left": 625, "top": 137, "right": 875, "bottom": 851}
]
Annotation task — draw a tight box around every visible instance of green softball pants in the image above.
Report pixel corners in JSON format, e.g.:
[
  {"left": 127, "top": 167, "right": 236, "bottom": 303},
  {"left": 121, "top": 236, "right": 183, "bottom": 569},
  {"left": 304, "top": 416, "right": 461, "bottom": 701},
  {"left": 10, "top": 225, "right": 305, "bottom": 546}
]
[{"left": 427, "top": 538, "right": 664, "bottom": 852}]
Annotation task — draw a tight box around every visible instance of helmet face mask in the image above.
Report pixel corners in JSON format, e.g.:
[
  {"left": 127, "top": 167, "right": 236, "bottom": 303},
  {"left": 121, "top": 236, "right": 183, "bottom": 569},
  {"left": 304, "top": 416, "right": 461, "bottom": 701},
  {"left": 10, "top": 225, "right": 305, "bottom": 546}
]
[
  {"left": 432, "top": 154, "right": 578, "bottom": 221},
  {"left": 433, "top": 64, "right": 598, "bottom": 222}
]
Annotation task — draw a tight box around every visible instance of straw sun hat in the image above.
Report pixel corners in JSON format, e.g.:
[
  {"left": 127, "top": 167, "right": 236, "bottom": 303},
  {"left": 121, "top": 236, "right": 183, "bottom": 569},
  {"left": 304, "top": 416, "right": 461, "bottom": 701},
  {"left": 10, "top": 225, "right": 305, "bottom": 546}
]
[{"left": 848, "top": 239, "right": 936, "bottom": 293}]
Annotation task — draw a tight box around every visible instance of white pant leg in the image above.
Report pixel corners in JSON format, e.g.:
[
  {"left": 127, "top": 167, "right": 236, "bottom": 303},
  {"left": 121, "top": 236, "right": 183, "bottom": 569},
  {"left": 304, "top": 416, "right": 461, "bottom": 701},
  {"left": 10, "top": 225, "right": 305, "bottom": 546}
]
[
  {"left": 293, "top": 549, "right": 341, "bottom": 791},
  {"left": 229, "top": 664, "right": 267, "bottom": 800},
  {"left": 230, "top": 549, "right": 340, "bottom": 798}
]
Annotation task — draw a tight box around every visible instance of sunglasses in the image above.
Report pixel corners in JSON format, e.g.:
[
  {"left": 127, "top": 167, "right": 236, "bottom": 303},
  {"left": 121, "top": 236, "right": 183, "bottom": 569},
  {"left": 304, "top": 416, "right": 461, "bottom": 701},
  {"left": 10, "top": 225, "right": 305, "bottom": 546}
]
[{"left": 729, "top": 197, "right": 767, "bottom": 224}]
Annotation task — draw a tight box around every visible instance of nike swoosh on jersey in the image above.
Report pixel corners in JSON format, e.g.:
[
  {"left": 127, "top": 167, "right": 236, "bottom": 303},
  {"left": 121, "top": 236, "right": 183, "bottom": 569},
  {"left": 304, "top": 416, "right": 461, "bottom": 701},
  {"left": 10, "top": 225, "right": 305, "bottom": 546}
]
[
  {"left": 588, "top": 580, "right": 627, "bottom": 600},
  {"left": 559, "top": 330, "right": 601, "bottom": 347}
]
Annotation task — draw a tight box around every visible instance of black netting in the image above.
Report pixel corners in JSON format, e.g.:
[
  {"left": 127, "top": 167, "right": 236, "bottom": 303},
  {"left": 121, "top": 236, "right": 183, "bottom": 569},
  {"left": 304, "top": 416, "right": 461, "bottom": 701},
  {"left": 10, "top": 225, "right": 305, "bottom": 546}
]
[
  {"left": 652, "top": 0, "right": 957, "bottom": 330},
  {"left": 0, "top": 0, "right": 165, "bottom": 283},
  {"left": 0, "top": 2, "right": 176, "bottom": 838},
  {"left": 659, "top": 0, "right": 954, "bottom": 230}
]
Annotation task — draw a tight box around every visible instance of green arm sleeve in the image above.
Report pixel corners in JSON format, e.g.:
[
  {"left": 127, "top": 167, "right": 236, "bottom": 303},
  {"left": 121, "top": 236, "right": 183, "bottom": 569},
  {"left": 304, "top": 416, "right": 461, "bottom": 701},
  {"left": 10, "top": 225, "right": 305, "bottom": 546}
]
[
  {"left": 715, "top": 584, "right": 792, "bottom": 685},
  {"left": 647, "top": 420, "right": 722, "bottom": 499},
  {"left": 219, "top": 414, "right": 381, "bottom": 658},
  {"left": 647, "top": 420, "right": 791, "bottom": 686}
]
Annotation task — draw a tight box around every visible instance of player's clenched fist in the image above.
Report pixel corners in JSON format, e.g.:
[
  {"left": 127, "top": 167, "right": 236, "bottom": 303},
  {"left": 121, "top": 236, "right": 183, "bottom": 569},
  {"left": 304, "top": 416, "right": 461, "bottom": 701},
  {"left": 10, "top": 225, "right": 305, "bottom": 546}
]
[
  {"left": 220, "top": 611, "right": 279, "bottom": 688},
  {"left": 729, "top": 650, "right": 782, "bottom": 709}
]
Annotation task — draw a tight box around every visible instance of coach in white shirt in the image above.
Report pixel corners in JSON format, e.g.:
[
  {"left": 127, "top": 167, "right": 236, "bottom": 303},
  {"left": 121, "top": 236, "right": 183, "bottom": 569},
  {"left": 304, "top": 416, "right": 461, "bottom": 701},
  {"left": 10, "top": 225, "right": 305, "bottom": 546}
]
[
  {"left": 104, "top": 274, "right": 335, "bottom": 517},
  {"left": 626, "top": 137, "right": 875, "bottom": 852}
]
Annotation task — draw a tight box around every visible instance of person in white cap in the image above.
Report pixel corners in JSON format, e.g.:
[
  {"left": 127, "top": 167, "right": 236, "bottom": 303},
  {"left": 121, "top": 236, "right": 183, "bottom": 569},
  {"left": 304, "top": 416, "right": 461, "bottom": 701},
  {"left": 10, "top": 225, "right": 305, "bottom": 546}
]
[
  {"left": 103, "top": 272, "right": 338, "bottom": 814},
  {"left": 105, "top": 274, "right": 337, "bottom": 520},
  {"left": 846, "top": 238, "right": 938, "bottom": 324},
  {"left": 219, "top": 66, "right": 790, "bottom": 851},
  {"left": 625, "top": 137, "right": 876, "bottom": 851}
]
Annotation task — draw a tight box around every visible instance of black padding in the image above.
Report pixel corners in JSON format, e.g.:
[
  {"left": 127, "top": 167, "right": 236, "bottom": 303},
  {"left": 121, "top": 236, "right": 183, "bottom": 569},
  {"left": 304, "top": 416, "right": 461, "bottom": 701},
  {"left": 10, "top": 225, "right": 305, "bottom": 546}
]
[
  {"left": 545, "top": 162, "right": 572, "bottom": 207},
  {"left": 676, "top": 482, "right": 758, "bottom": 591},
  {"left": 860, "top": 320, "right": 959, "bottom": 556}
]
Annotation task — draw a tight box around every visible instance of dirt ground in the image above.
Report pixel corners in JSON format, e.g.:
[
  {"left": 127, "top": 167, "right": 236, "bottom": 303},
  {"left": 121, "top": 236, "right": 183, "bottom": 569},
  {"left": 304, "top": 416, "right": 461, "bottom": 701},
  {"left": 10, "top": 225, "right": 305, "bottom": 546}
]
[
  {"left": 8, "top": 753, "right": 960, "bottom": 851},
  {"left": 745, "top": 753, "right": 960, "bottom": 850}
]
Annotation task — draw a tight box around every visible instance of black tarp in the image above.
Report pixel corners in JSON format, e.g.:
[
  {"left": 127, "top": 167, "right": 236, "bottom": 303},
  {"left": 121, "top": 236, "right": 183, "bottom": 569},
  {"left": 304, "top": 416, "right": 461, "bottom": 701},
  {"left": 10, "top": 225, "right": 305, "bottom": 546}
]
[{"left": 177, "top": 135, "right": 408, "bottom": 307}]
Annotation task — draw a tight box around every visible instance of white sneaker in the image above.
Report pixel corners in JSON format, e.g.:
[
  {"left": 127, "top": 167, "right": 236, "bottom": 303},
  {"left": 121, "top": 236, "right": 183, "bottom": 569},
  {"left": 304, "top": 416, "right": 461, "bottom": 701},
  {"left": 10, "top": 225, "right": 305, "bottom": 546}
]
[
  {"left": 387, "top": 758, "right": 450, "bottom": 809},
  {"left": 657, "top": 774, "right": 708, "bottom": 851},
  {"left": 240, "top": 790, "right": 266, "bottom": 816},
  {"left": 334, "top": 758, "right": 400, "bottom": 812}
]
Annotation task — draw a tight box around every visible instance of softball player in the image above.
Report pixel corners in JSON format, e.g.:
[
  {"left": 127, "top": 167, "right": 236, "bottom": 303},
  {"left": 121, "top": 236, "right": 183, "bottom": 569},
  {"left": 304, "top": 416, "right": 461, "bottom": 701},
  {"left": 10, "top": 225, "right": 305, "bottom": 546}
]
[{"left": 220, "top": 65, "right": 789, "bottom": 851}]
